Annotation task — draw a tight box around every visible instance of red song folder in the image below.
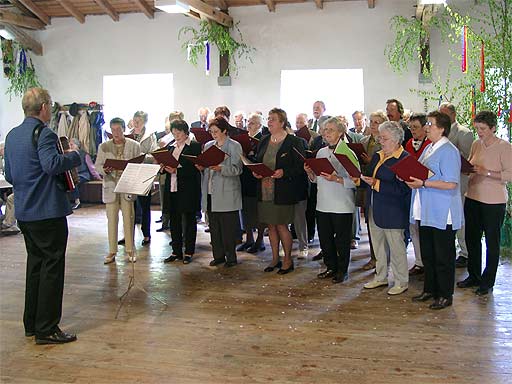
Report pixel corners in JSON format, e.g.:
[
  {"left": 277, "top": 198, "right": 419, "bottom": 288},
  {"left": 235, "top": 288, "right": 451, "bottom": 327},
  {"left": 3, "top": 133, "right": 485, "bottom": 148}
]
[
  {"left": 333, "top": 154, "right": 362, "bottom": 177},
  {"left": 347, "top": 143, "right": 367, "bottom": 162},
  {"left": 182, "top": 145, "right": 227, "bottom": 167},
  {"left": 295, "top": 127, "right": 311, "bottom": 142},
  {"left": 293, "top": 147, "right": 335, "bottom": 176},
  {"left": 460, "top": 155, "right": 474, "bottom": 173},
  {"left": 388, "top": 155, "right": 434, "bottom": 181},
  {"left": 241, "top": 155, "right": 274, "bottom": 178},
  {"left": 231, "top": 133, "right": 259, "bottom": 154},
  {"left": 104, "top": 154, "right": 146, "bottom": 170},
  {"left": 190, "top": 128, "right": 213, "bottom": 145},
  {"left": 151, "top": 149, "right": 180, "bottom": 168}
]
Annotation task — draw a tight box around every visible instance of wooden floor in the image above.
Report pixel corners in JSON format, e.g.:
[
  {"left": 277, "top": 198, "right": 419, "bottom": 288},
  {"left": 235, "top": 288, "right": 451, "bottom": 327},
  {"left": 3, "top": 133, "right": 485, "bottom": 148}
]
[{"left": 1, "top": 205, "right": 511, "bottom": 383}]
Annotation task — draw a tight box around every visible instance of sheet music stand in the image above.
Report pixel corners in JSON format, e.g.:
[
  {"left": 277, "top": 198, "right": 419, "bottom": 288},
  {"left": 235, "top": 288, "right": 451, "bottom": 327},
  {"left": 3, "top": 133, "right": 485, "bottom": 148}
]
[{"left": 115, "top": 255, "right": 168, "bottom": 319}]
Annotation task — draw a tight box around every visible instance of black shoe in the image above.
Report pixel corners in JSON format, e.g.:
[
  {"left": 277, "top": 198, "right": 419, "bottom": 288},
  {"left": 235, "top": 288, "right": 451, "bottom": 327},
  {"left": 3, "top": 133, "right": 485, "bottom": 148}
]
[
  {"left": 277, "top": 263, "right": 294, "bottom": 275},
  {"left": 25, "top": 331, "right": 35, "bottom": 337},
  {"left": 204, "top": 227, "right": 210, "bottom": 233},
  {"left": 412, "top": 292, "right": 434, "bottom": 302},
  {"left": 312, "top": 251, "right": 323, "bottom": 261},
  {"left": 317, "top": 269, "right": 335, "bottom": 279},
  {"left": 72, "top": 202, "right": 81, "bottom": 210},
  {"left": 263, "top": 261, "right": 282, "bottom": 272},
  {"left": 475, "top": 286, "right": 493, "bottom": 296},
  {"left": 224, "top": 261, "right": 237, "bottom": 268},
  {"left": 247, "top": 244, "right": 265, "bottom": 254},
  {"left": 236, "top": 242, "right": 253, "bottom": 252},
  {"left": 429, "top": 297, "right": 452, "bottom": 310},
  {"left": 332, "top": 272, "right": 348, "bottom": 284},
  {"left": 183, "top": 256, "right": 192, "bottom": 264},
  {"left": 35, "top": 329, "right": 77, "bottom": 345},
  {"left": 455, "top": 256, "right": 467, "bottom": 268},
  {"left": 209, "top": 259, "right": 225, "bottom": 266},
  {"left": 164, "top": 254, "right": 183, "bottom": 263},
  {"left": 141, "top": 238, "right": 151, "bottom": 246},
  {"left": 457, "top": 277, "right": 480, "bottom": 288},
  {"left": 117, "top": 238, "right": 125, "bottom": 245},
  {"left": 156, "top": 227, "right": 169, "bottom": 232},
  {"left": 156, "top": 219, "right": 163, "bottom": 223}
]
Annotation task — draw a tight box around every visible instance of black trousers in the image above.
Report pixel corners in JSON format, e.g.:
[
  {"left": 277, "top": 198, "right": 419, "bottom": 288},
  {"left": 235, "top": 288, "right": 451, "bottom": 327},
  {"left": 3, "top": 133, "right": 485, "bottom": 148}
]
[
  {"left": 136, "top": 194, "right": 152, "bottom": 238},
  {"left": 208, "top": 208, "right": 240, "bottom": 264},
  {"left": 465, "top": 197, "right": 506, "bottom": 289},
  {"left": 419, "top": 224, "right": 456, "bottom": 299},
  {"left": 306, "top": 184, "right": 318, "bottom": 240},
  {"left": 316, "top": 211, "right": 352, "bottom": 275},
  {"left": 18, "top": 217, "right": 68, "bottom": 337},
  {"left": 169, "top": 192, "right": 197, "bottom": 256}
]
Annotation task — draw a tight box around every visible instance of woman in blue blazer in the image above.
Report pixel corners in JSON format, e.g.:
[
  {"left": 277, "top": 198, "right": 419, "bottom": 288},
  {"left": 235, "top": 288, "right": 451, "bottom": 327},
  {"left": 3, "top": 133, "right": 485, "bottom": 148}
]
[{"left": 406, "top": 111, "right": 463, "bottom": 310}]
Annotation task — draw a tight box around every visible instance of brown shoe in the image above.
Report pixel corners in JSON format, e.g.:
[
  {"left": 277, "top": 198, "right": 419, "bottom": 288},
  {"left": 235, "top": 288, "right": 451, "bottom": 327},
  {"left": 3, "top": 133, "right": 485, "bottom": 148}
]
[
  {"left": 362, "top": 259, "right": 376, "bottom": 270},
  {"left": 409, "top": 265, "right": 424, "bottom": 276}
]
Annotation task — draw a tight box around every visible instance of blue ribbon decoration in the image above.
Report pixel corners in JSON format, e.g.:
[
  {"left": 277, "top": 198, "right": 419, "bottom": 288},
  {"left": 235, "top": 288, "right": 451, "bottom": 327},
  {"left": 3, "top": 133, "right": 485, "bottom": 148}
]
[{"left": 18, "top": 48, "right": 27, "bottom": 74}]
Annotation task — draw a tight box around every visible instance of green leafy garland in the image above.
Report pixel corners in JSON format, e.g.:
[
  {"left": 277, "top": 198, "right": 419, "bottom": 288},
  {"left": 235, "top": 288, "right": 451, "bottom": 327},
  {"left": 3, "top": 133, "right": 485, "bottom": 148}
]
[
  {"left": 1, "top": 38, "right": 41, "bottom": 100},
  {"left": 178, "top": 20, "right": 255, "bottom": 76}
]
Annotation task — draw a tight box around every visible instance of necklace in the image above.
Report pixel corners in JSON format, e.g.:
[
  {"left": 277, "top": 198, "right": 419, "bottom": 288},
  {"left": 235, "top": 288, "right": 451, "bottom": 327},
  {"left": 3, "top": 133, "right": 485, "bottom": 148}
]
[{"left": 271, "top": 133, "right": 286, "bottom": 143}]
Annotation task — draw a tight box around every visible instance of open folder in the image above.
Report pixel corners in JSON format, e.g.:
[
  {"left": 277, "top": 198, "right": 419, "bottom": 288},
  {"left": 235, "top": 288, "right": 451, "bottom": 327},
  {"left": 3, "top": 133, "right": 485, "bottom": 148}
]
[
  {"left": 347, "top": 143, "right": 367, "bottom": 162},
  {"left": 151, "top": 149, "right": 180, "bottom": 168},
  {"left": 388, "top": 155, "right": 434, "bottom": 181},
  {"left": 190, "top": 128, "right": 213, "bottom": 146},
  {"left": 295, "top": 127, "right": 311, "bottom": 142},
  {"left": 231, "top": 133, "right": 259, "bottom": 154},
  {"left": 104, "top": 154, "right": 146, "bottom": 170},
  {"left": 293, "top": 147, "right": 335, "bottom": 176},
  {"left": 182, "top": 145, "right": 227, "bottom": 167},
  {"left": 240, "top": 155, "right": 274, "bottom": 178},
  {"left": 114, "top": 163, "right": 161, "bottom": 196},
  {"left": 333, "top": 154, "right": 362, "bottom": 177},
  {"left": 460, "top": 155, "right": 474, "bottom": 173}
]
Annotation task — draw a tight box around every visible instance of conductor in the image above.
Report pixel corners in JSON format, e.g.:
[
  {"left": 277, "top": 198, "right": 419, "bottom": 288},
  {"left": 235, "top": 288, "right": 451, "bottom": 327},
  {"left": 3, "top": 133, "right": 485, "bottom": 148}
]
[{"left": 4, "top": 88, "right": 81, "bottom": 344}]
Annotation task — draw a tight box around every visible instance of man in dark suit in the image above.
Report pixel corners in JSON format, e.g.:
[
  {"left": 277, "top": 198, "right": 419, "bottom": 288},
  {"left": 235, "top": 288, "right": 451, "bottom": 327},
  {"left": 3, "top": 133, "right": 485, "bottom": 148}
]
[
  {"left": 4, "top": 88, "right": 81, "bottom": 345},
  {"left": 308, "top": 101, "right": 330, "bottom": 132},
  {"left": 190, "top": 107, "right": 210, "bottom": 129}
]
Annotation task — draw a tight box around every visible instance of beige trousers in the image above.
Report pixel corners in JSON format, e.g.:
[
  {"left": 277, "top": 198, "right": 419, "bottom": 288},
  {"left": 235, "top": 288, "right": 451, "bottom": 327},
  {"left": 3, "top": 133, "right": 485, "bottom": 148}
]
[{"left": 106, "top": 195, "right": 135, "bottom": 254}]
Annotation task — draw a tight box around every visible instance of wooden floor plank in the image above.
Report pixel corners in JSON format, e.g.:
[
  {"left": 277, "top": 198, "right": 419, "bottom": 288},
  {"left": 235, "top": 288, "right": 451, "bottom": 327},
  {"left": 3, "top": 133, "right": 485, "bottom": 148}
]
[{"left": 1, "top": 205, "right": 511, "bottom": 383}]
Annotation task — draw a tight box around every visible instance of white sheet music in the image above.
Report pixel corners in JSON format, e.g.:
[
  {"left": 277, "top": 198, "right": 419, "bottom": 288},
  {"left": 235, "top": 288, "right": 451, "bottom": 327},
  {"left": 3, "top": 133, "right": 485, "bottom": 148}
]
[{"left": 114, "top": 163, "right": 160, "bottom": 196}]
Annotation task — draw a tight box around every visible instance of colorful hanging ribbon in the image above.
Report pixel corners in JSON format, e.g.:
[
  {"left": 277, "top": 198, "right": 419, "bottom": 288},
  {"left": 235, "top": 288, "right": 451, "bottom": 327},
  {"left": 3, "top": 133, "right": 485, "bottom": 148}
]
[
  {"left": 480, "top": 40, "right": 485, "bottom": 92},
  {"left": 508, "top": 102, "right": 512, "bottom": 123},
  {"left": 461, "top": 26, "right": 468, "bottom": 73},
  {"left": 205, "top": 42, "right": 210, "bottom": 76},
  {"left": 471, "top": 84, "right": 476, "bottom": 120},
  {"left": 498, "top": 104, "right": 502, "bottom": 117},
  {"left": 18, "top": 48, "right": 27, "bottom": 74}
]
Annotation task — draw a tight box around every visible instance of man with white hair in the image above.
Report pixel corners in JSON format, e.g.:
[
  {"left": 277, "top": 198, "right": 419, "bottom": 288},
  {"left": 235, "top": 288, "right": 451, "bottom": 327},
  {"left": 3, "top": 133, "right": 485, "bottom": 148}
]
[
  {"left": 234, "top": 111, "right": 247, "bottom": 130},
  {"left": 191, "top": 107, "right": 210, "bottom": 129}
]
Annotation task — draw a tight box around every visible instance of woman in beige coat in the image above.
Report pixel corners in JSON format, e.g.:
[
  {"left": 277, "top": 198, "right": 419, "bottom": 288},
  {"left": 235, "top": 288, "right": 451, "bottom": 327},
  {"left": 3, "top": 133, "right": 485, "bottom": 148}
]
[{"left": 95, "top": 118, "right": 141, "bottom": 264}]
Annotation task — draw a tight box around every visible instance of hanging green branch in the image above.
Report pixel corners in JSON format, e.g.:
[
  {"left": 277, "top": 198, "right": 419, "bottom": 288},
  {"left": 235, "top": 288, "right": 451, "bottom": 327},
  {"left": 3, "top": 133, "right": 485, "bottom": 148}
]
[
  {"left": 178, "top": 20, "right": 255, "bottom": 76},
  {"left": 1, "top": 38, "right": 41, "bottom": 100}
]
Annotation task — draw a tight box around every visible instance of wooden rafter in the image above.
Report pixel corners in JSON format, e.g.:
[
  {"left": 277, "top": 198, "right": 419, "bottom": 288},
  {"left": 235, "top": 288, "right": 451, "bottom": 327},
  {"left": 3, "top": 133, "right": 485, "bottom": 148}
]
[
  {"left": 93, "top": 0, "right": 119, "bottom": 22},
  {"left": 1, "top": 23, "right": 43, "bottom": 55},
  {"left": 265, "top": 0, "right": 275, "bottom": 12},
  {"left": 214, "top": 0, "right": 228, "bottom": 10},
  {"left": 132, "top": 0, "right": 154, "bottom": 19},
  {"left": 56, "top": 0, "right": 85, "bottom": 23},
  {"left": 314, "top": 0, "right": 323, "bottom": 10},
  {"left": 15, "top": 0, "right": 50, "bottom": 25},
  {"left": 185, "top": 0, "right": 233, "bottom": 27},
  {"left": 368, "top": 0, "right": 375, "bottom": 8},
  {"left": 0, "top": 10, "right": 45, "bottom": 29}
]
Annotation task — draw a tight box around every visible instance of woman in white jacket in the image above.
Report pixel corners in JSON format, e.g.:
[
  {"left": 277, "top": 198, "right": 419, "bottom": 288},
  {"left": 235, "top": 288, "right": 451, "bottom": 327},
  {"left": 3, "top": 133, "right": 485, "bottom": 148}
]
[{"left": 95, "top": 118, "right": 141, "bottom": 264}]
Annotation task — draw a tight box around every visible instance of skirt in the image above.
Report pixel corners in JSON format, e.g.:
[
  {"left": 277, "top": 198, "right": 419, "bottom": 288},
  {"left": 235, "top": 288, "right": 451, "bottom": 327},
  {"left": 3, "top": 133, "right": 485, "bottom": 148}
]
[{"left": 258, "top": 201, "right": 294, "bottom": 225}]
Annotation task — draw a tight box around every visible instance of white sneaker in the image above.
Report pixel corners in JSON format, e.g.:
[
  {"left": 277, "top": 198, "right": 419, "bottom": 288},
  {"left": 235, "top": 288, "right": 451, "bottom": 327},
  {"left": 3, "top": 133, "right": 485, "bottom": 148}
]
[
  {"left": 387, "top": 285, "right": 408, "bottom": 295},
  {"left": 364, "top": 279, "right": 388, "bottom": 289},
  {"left": 298, "top": 249, "right": 309, "bottom": 259},
  {"left": 104, "top": 254, "right": 116, "bottom": 265}
]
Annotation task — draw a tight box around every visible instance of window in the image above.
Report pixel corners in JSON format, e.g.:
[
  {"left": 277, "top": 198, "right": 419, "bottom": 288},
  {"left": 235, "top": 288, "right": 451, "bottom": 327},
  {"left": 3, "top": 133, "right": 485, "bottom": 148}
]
[
  {"left": 280, "top": 69, "right": 365, "bottom": 127},
  {"left": 103, "top": 73, "right": 174, "bottom": 133}
]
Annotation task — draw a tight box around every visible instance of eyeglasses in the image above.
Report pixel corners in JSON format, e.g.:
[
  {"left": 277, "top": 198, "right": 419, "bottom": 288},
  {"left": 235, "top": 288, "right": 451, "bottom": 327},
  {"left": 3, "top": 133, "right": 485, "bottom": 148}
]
[{"left": 425, "top": 121, "right": 434, "bottom": 127}]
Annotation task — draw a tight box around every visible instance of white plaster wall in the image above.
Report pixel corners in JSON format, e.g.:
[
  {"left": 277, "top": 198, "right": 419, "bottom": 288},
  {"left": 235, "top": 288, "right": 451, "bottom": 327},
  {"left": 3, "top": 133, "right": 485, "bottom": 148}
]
[{"left": 1, "top": 0, "right": 446, "bottom": 139}]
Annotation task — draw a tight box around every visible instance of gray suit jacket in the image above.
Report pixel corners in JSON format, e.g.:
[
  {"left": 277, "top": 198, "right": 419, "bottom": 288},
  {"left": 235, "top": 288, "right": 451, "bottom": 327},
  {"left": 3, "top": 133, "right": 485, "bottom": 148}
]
[{"left": 201, "top": 138, "right": 243, "bottom": 212}]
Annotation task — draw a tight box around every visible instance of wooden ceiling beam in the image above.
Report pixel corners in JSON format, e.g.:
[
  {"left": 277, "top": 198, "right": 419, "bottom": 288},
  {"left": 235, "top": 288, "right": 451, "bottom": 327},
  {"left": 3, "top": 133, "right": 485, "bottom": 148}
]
[
  {"left": 214, "top": 0, "right": 228, "bottom": 10},
  {"left": 132, "top": 0, "right": 154, "bottom": 19},
  {"left": 314, "top": 0, "right": 323, "bottom": 9},
  {"left": 2, "top": 23, "right": 43, "bottom": 55},
  {"left": 93, "top": 0, "right": 119, "bottom": 22},
  {"left": 368, "top": 0, "right": 375, "bottom": 8},
  {"left": 185, "top": 0, "right": 233, "bottom": 27},
  {"left": 56, "top": 0, "right": 85, "bottom": 23},
  {"left": 15, "top": 0, "right": 50, "bottom": 24},
  {"left": 265, "top": 0, "right": 275, "bottom": 12},
  {"left": 0, "top": 10, "right": 45, "bottom": 29}
]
